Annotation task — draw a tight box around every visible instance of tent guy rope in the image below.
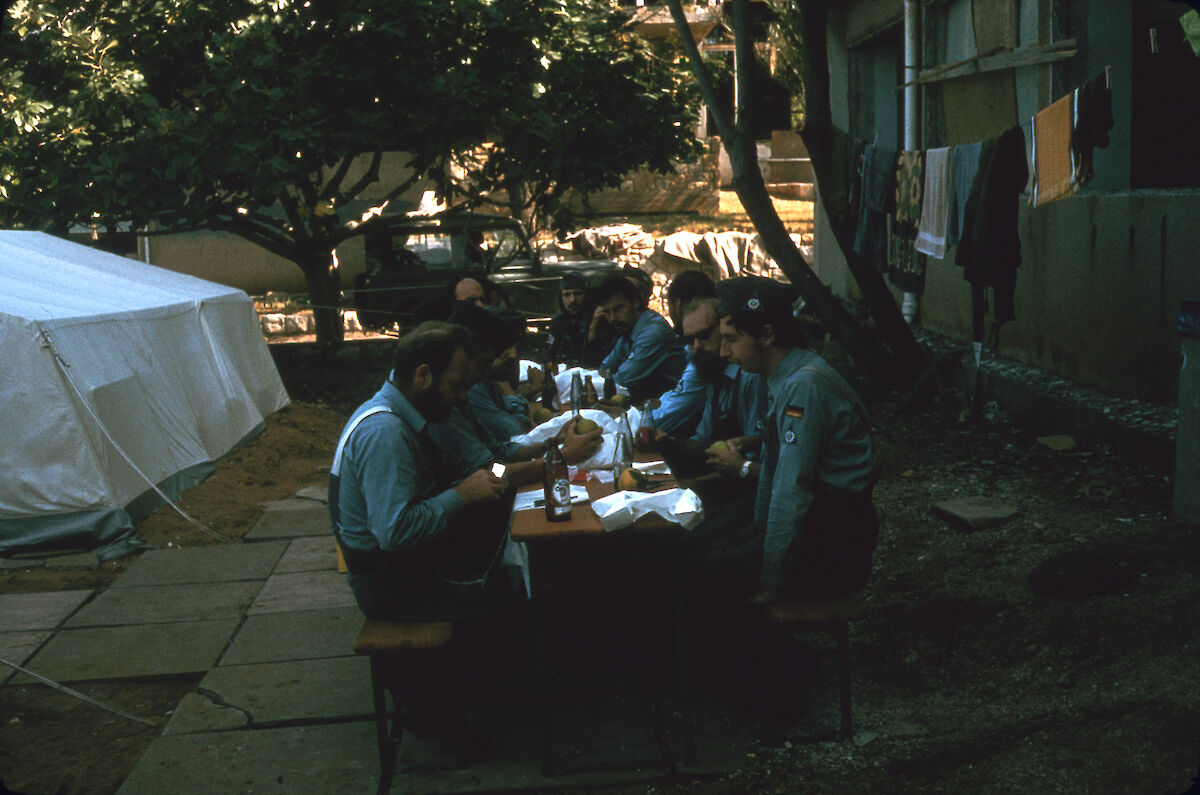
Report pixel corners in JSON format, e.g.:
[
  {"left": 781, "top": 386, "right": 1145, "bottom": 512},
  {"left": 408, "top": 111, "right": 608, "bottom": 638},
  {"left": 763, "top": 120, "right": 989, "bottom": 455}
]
[{"left": 0, "top": 656, "right": 157, "bottom": 726}]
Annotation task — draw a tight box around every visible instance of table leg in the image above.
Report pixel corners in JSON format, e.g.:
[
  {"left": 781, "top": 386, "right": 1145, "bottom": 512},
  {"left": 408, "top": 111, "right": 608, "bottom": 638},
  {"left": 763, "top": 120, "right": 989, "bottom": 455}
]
[
  {"left": 672, "top": 552, "right": 696, "bottom": 765},
  {"left": 529, "top": 548, "right": 555, "bottom": 775}
]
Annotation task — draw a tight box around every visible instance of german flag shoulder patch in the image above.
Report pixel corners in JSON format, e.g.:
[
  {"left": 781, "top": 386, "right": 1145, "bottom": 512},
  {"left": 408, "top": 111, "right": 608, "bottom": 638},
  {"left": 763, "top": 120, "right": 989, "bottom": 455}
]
[{"left": 784, "top": 405, "right": 805, "bottom": 419}]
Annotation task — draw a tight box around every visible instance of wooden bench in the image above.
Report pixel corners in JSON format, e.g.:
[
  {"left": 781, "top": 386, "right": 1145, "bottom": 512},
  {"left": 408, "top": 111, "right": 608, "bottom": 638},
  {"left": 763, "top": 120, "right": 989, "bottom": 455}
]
[
  {"left": 353, "top": 618, "right": 457, "bottom": 795},
  {"left": 759, "top": 596, "right": 867, "bottom": 740}
]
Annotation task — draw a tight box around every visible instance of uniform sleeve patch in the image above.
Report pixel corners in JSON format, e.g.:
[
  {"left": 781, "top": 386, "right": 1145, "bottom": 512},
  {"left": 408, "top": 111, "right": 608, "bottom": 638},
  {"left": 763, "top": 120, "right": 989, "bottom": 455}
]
[{"left": 785, "top": 405, "right": 805, "bottom": 419}]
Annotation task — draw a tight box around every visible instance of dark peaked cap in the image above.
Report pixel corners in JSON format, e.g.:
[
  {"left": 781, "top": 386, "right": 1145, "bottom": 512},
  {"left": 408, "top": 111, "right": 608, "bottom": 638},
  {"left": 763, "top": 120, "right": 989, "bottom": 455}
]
[
  {"left": 717, "top": 276, "right": 799, "bottom": 319},
  {"left": 447, "top": 300, "right": 525, "bottom": 355},
  {"left": 559, "top": 273, "right": 587, "bottom": 291}
]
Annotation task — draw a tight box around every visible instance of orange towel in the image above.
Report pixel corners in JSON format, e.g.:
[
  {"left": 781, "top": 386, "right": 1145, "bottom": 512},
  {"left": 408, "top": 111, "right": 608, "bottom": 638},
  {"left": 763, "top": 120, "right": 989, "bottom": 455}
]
[{"left": 1031, "top": 93, "right": 1074, "bottom": 207}]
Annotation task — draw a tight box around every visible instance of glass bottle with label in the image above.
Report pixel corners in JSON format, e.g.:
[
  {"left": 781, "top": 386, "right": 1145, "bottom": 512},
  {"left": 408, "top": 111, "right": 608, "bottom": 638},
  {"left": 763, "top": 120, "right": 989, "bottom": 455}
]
[{"left": 543, "top": 440, "right": 572, "bottom": 522}]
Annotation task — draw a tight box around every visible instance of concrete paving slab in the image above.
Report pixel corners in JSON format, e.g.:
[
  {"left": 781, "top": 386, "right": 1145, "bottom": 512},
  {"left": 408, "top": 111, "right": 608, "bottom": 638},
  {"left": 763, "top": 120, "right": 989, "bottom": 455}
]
[
  {"left": 116, "top": 722, "right": 381, "bottom": 795},
  {"left": 931, "top": 496, "right": 1022, "bottom": 531},
  {"left": 0, "top": 590, "right": 93, "bottom": 631},
  {"left": 220, "top": 607, "right": 361, "bottom": 666},
  {"left": 65, "top": 582, "right": 262, "bottom": 627},
  {"left": 273, "top": 536, "right": 337, "bottom": 574},
  {"left": 15, "top": 619, "right": 241, "bottom": 682},
  {"left": 163, "top": 692, "right": 249, "bottom": 734},
  {"left": 0, "top": 630, "right": 51, "bottom": 685},
  {"left": 247, "top": 571, "right": 354, "bottom": 615},
  {"left": 45, "top": 551, "right": 99, "bottom": 570},
  {"left": 245, "top": 505, "right": 330, "bottom": 540},
  {"left": 294, "top": 485, "right": 327, "bottom": 503},
  {"left": 257, "top": 497, "right": 321, "bottom": 512},
  {"left": 169, "top": 656, "right": 372, "bottom": 731},
  {"left": 0, "top": 556, "right": 44, "bottom": 571},
  {"left": 113, "top": 543, "right": 288, "bottom": 588}
]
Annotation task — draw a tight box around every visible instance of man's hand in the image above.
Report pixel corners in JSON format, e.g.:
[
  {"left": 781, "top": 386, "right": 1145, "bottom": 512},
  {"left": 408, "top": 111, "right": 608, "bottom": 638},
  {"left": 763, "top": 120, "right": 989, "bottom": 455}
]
[
  {"left": 519, "top": 367, "right": 545, "bottom": 399},
  {"left": 705, "top": 440, "right": 746, "bottom": 478},
  {"left": 588, "top": 307, "right": 607, "bottom": 339},
  {"left": 453, "top": 469, "right": 509, "bottom": 506},
  {"left": 558, "top": 417, "right": 603, "bottom": 464}
]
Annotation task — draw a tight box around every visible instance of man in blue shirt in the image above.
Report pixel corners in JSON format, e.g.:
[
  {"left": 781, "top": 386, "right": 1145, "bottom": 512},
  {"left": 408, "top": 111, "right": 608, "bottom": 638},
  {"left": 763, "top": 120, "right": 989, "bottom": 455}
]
[
  {"left": 330, "top": 321, "right": 513, "bottom": 622},
  {"left": 594, "top": 274, "right": 686, "bottom": 404},
  {"left": 718, "top": 277, "right": 880, "bottom": 602},
  {"left": 641, "top": 271, "right": 719, "bottom": 438}
]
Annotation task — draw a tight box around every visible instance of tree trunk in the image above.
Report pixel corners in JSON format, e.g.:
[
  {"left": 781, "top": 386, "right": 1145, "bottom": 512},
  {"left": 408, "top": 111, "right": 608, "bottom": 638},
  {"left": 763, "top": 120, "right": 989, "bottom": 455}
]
[
  {"left": 797, "top": 0, "right": 929, "bottom": 387},
  {"left": 297, "top": 251, "right": 344, "bottom": 349},
  {"left": 724, "top": 133, "right": 896, "bottom": 378}
]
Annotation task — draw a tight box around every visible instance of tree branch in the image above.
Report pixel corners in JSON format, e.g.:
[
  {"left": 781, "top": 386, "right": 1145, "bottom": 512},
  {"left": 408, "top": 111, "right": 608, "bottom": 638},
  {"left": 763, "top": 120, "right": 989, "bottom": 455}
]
[{"left": 665, "top": 0, "right": 736, "bottom": 143}]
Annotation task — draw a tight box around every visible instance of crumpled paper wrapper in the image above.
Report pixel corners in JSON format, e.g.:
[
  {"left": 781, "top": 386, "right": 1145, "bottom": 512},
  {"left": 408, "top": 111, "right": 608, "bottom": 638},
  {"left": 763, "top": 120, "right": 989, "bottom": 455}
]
[
  {"left": 590, "top": 487, "right": 705, "bottom": 532},
  {"left": 510, "top": 407, "right": 646, "bottom": 471}
]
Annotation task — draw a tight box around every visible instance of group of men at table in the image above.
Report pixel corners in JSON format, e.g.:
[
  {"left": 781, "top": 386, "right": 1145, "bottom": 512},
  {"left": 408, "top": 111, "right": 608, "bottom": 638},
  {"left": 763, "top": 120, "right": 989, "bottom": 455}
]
[{"left": 328, "top": 267, "right": 880, "bottom": 753}]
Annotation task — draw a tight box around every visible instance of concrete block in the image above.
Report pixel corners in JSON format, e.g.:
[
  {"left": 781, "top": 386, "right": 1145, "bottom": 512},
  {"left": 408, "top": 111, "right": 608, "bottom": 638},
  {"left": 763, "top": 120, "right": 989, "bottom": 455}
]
[
  {"left": 258, "top": 497, "right": 323, "bottom": 512},
  {"left": 184, "top": 657, "right": 372, "bottom": 727},
  {"left": 294, "top": 485, "right": 328, "bottom": 504},
  {"left": 44, "top": 552, "right": 99, "bottom": 570},
  {"left": 931, "top": 496, "right": 1022, "bottom": 531},
  {"left": 0, "top": 630, "right": 51, "bottom": 684},
  {"left": 116, "top": 723, "right": 381, "bottom": 795},
  {"left": 16, "top": 619, "right": 241, "bottom": 682},
  {"left": 273, "top": 537, "right": 337, "bottom": 574},
  {"left": 0, "top": 557, "right": 43, "bottom": 571},
  {"left": 247, "top": 571, "right": 355, "bottom": 615},
  {"left": 112, "top": 542, "right": 287, "bottom": 588},
  {"left": 245, "top": 506, "right": 330, "bottom": 540},
  {"left": 163, "top": 692, "right": 249, "bottom": 735},
  {"left": 0, "top": 590, "right": 93, "bottom": 631},
  {"left": 220, "top": 607, "right": 361, "bottom": 666},
  {"left": 65, "top": 582, "right": 263, "bottom": 627}
]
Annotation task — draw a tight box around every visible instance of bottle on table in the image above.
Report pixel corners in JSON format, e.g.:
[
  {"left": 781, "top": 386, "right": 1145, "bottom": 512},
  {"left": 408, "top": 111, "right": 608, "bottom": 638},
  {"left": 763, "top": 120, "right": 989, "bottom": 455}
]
[
  {"left": 610, "top": 427, "right": 633, "bottom": 485},
  {"left": 569, "top": 372, "right": 584, "bottom": 417},
  {"left": 541, "top": 360, "right": 558, "bottom": 410},
  {"left": 583, "top": 375, "right": 598, "bottom": 406},
  {"left": 602, "top": 373, "right": 616, "bottom": 401},
  {"left": 636, "top": 401, "right": 657, "bottom": 447},
  {"left": 543, "top": 440, "right": 572, "bottom": 522}
]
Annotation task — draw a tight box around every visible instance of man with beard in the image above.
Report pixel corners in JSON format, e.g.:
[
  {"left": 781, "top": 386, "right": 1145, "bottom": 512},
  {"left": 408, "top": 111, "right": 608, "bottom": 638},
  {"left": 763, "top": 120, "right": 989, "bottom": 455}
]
[
  {"left": 594, "top": 274, "right": 686, "bottom": 404},
  {"left": 653, "top": 296, "right": 766, "bottom": 500},
  {"left": 640, "top": 271, "right": 718, "bottom": 438},
  {"left": 329, "top": 320, "right": 513, "bottom": 623},
  {"left": 545, "top": 274, "right": 591, "bottom": 365},
  {"left": 429, "top": 302, "right": 602, "bottom": 484},
  {"left": 455, "top": 303, "right": 537, "bottom": 440}
]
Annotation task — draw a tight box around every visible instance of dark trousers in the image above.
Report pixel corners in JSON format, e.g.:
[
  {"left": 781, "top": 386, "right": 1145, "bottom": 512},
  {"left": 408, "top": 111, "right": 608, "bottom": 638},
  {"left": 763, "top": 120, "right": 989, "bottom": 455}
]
[{"left": 783, "top": 485, "right": 879, "bottom": 598}]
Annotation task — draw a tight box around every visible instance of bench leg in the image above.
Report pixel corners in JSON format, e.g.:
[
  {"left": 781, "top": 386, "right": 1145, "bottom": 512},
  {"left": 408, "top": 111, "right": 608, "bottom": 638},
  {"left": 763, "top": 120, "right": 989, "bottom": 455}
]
[
  {"left": 671, "top": 552, "right": 696, "bottom": 765},
  {"left": 369, "top": 654, "right": 397, "bottom": 795},
  {"left": 836, "top": 622, "right": 852, "bottom": 740}
]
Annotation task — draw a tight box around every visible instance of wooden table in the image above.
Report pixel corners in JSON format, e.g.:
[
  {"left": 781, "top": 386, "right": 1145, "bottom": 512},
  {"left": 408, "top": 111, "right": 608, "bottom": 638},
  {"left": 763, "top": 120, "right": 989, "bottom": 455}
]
[{"left": 510, "top": 462, "right": 696, "bottom": 775}]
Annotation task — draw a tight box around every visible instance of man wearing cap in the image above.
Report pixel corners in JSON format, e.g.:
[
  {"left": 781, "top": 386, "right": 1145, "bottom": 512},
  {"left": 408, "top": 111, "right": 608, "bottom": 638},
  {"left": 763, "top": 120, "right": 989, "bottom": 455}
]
[
  {"left": 449, "top": 301, "right": 539, "bottom": 441},
  {"left": 429, "top": 301, "right": 603, "bottom": 484},
  {"left": 717, "top": 276, "right": 880, "bottom": 601},
  {"left": 593, "top": 273, "right": 687, "bottom": 405}
]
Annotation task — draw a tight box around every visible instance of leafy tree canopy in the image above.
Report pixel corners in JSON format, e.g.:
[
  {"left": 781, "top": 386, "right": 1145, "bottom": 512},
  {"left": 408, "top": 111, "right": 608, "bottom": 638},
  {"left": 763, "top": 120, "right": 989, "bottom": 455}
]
[{"left": 1, "top": 0, "right": 700, "bottom": 342}]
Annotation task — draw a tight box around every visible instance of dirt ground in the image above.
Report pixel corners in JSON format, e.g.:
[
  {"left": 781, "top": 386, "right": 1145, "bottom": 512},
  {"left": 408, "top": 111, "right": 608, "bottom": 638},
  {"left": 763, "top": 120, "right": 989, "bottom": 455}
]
[{"left": 2, "top": 333, "right": 1198, "bottom": 794}]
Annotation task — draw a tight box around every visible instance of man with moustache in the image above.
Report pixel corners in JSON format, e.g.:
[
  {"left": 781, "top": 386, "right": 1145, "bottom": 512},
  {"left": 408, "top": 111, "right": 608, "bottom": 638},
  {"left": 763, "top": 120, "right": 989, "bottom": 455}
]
[
  {"left": 593, "top": 273, "right": 686, "bottom": 404},
  {"left": 545, "top": 274, "right": 592, "bottom": 365}
]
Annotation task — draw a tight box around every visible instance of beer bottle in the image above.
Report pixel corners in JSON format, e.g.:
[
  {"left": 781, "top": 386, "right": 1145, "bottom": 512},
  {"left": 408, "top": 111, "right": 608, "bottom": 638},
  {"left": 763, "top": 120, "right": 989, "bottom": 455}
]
[
  {"left": 541, "top": 360, "right": 558, "bottom": 410},
  {"left": 584, "top": 375, "right": 598, "bottom": 406},
  {"left": 543, "top": 440, "right": 572, "bottom": 522},
  {"left": 602, "top": 373, "right": 616, "bottom": 401}
]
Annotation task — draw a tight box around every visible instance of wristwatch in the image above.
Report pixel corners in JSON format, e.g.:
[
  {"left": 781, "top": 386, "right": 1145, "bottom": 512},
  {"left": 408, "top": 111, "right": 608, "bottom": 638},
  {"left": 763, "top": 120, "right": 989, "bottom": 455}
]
[{"left": 739, "top": 459, "right": 752, "bottom": 479}]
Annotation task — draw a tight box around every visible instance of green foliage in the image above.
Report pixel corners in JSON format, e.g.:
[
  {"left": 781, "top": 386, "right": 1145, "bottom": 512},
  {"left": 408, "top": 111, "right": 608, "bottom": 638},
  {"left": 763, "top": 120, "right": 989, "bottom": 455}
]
[{"left": 1, "top": 0, "right": 700, "bottom": 263}]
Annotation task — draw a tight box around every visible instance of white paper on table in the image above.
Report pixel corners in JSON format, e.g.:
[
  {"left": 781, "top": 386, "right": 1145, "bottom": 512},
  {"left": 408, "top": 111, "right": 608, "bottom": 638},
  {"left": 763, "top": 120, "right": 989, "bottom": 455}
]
[
  {"left": 510, "top": 408, "right": 641, "bottom": 471},
  {"left": 511, "top": 484, "right": 591, "bottom": 513},
  {"left": 632, "top": 460, "right": 669, "bottom": 474},
  {"left": 590, "top": 488, "right": 705, "bottom": 532}
]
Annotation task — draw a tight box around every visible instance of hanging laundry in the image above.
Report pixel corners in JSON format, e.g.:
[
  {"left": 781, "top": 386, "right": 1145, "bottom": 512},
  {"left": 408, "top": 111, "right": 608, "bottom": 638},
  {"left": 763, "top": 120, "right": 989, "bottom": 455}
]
[
  {"left": 1071, "top": 74, "right": 1114, "bottom": 190},
  {"left": 955, "top": 126, "right": 1028, "bottom": 326},
  {"left": 1030, "top": 92, "right": 1074, "bottom": 207},
  {"left": 947, "top": 142, "right": 983, "bottom": 248},
  {"left": 916, "top": 146, "right": 953, "bottom": 259},
  {"left": 889, "top": 150, "right": 925, "bottom": 293},
  {"left": 853, "top": 144, "right": 897, "bottom": 273}
]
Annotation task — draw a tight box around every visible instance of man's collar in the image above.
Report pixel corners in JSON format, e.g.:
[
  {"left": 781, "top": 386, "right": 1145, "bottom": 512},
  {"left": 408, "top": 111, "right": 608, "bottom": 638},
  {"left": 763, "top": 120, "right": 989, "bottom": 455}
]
[{"left": 379, "top": 377, "right": 428, "bottom": 434}]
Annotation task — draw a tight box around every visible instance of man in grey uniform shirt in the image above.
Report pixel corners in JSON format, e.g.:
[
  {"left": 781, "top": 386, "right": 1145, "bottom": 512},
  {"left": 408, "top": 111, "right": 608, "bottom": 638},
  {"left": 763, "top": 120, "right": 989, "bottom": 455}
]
[
  {"left": 594, "top": 273, "right": 687, "bottom": 404},
  {"left": 717, "top": 277, "right": 880, "bottom": 601}
]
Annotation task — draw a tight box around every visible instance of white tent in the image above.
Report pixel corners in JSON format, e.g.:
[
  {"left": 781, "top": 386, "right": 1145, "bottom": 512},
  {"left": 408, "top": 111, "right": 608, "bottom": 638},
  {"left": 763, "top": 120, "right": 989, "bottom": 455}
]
[{"left": 0, "top": 231, "right": 290, "bottom": 559}]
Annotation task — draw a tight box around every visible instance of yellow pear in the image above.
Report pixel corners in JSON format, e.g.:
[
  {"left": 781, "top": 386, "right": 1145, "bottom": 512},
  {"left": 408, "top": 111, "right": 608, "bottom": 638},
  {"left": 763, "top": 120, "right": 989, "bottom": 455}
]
[
  {"left": 617, "top": 468, "right": 648, "bottom": 491},
  {"left": 574, "top": 418, "right": 600, "bottom": 434},
  {"left": 532, "top": 407, "right": 554, "bottom": 424},
  {"left": 707, "top": 440, "right": 730, "bottom": 453}
]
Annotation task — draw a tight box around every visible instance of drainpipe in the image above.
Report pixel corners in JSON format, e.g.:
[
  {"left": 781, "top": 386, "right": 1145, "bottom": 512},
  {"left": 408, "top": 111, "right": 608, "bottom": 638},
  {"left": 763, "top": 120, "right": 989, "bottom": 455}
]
[{"left": 901, "top": 0, "right": 920, "bottom": 325}]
